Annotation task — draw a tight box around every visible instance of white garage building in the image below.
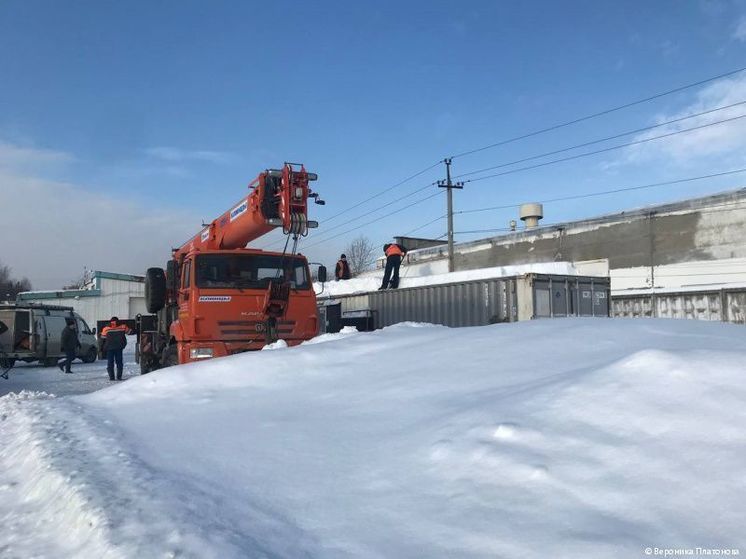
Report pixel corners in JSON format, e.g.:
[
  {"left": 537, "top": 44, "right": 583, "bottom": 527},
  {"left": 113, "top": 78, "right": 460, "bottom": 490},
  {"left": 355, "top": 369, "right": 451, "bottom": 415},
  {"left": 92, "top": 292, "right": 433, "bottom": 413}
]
[{"left": 17, "top": 271, "right": 146, "bottom": 327}]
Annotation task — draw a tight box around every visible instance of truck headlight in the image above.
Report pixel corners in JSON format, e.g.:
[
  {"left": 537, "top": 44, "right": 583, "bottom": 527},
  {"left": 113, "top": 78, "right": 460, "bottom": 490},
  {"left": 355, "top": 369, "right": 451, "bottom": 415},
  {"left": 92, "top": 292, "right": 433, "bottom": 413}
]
[{"left": 190, "top": 347, "right": 214, "bottom": 359}]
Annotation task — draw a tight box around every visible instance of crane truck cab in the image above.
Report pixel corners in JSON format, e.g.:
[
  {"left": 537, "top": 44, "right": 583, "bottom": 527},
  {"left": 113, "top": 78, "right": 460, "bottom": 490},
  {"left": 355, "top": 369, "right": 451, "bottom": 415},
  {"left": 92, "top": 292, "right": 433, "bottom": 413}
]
[{"left": 136, "top": 163, "right": 327, "bottom": 373}]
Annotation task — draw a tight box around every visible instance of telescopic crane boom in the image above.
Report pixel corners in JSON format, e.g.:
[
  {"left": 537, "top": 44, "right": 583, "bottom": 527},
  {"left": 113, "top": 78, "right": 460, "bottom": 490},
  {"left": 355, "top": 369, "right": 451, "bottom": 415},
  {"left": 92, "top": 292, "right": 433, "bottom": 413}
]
[{"left": 173, "top": 163, "right": 323, "bottom": 260}]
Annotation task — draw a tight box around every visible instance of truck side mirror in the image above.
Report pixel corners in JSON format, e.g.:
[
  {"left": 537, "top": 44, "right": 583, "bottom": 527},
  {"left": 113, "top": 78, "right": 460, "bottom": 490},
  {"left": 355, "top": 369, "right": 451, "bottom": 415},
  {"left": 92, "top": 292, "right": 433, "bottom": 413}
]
[{"left": 317, "top": 265, "right": 327, "bottom": 283}]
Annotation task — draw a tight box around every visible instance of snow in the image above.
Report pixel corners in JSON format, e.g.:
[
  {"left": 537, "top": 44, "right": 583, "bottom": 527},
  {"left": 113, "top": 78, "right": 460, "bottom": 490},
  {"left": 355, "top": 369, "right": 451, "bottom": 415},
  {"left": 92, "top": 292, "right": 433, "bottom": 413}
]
[
  {"left": 0, "top": 336, "right": 138, "bottom": 398},
  {"left": 616, "top": 282, "right": 746, "bottom": 296},
  {"left": 317, "top": 261, "right": 585, "bottom": 297},
  {"left": 1, "top": 320, "right": 746, "bottom": 557}
]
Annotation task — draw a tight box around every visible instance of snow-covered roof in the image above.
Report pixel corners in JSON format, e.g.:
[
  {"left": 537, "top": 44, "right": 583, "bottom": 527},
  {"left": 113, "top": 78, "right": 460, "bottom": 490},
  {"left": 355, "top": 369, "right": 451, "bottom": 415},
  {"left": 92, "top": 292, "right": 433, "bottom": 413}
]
[{"left": 317, "top": 261, "right": 588, "bottom": 297}]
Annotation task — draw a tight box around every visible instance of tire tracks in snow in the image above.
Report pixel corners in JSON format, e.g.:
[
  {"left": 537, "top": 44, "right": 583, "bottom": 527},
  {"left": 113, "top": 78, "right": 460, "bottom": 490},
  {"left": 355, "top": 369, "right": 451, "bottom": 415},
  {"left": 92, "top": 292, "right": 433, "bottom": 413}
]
[{"left": 0, "top": 391, "right": 297, "bottom": 558}]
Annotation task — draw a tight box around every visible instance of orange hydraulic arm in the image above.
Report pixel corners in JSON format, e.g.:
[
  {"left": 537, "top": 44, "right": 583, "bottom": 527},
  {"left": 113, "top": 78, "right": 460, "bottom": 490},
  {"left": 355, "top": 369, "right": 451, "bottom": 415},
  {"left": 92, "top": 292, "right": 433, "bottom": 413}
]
[{"left": 174, "top": 163, "right": 322, "bottom": 260}]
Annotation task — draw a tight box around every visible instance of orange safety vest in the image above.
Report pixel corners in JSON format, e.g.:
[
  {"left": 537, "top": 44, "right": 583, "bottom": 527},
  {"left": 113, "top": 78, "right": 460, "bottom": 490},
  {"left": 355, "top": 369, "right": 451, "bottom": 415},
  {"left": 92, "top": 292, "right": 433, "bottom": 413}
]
[
  {"left": 385, "top": 244, "right": 404, "bottom": 257},
  {"left": 101, "top": 323, "right": 130, "bottom": 337}
]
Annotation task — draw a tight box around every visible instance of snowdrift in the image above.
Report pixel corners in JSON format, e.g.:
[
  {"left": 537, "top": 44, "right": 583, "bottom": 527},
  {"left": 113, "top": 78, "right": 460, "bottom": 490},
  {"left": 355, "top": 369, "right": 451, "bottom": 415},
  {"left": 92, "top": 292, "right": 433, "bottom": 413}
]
[{"left": 1, "top": 319, "right": 745, "bottom": 558}]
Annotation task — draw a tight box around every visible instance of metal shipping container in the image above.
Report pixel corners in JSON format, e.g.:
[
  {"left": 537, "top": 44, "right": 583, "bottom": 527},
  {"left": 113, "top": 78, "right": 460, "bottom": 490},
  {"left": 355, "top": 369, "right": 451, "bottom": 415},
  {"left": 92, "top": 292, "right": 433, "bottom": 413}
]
[
  {"left": 612, "top": 287, "right": 746, "bottom": 324},
  {"left": 318, "top": 274, "right": 610, "bottom": 332}
]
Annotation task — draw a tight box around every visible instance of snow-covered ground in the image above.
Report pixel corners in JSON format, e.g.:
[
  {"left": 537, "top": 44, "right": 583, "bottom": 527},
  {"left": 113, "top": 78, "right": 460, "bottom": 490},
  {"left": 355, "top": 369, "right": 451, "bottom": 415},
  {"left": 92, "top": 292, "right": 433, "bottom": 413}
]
[
  {"left": 0, "top": 337, "right": 138, "bottom": 398},
  {"left": 317, "top": 261, "right": 583, "bottom": 297},
  {"left": 1, "top": 320, "right": 745, "bottom": 558}
]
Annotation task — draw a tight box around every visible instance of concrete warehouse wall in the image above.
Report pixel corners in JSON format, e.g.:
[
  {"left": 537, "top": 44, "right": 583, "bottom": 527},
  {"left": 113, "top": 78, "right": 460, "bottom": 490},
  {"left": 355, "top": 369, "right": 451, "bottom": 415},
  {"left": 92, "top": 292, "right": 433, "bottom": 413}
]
[{"left": 405, "top": 188, "right": 746, "bottom": 291}]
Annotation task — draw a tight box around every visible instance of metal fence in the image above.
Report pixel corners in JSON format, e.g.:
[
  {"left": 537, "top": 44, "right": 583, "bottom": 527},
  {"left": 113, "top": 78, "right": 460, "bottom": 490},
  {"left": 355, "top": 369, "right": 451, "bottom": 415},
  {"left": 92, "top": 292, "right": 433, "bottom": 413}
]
[{"left": 612, "top": 287, "right": 746, "bottom": 324}]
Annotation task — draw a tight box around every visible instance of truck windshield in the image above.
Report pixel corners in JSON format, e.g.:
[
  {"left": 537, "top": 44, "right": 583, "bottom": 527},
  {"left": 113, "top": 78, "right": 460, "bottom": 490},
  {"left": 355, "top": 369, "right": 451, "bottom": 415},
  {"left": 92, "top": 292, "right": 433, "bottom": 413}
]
[{"left": 195, "top": 254, "right": 310, "bottom": 290}]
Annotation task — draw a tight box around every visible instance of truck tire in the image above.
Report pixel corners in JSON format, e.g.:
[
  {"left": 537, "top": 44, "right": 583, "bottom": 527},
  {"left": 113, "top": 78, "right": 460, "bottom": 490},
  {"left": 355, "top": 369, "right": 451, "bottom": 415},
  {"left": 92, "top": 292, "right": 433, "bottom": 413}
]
[
  {"left": 140, "top": 356, "right": 157, "bottom": 375},
  {"left": 145, "top": 267, "right": 167, "bottom": 313},
  {"left": 41, "top": 357, "right": 57, "bottom": 367},
  {"left": 0, "top": 358, "right": 15, "bottom": 369},
  {"left": 162, "top": 345, "right": 179, "bottom": 368},
  {"left": 82, "top": 347, "right": 98, "bottom": 363}
]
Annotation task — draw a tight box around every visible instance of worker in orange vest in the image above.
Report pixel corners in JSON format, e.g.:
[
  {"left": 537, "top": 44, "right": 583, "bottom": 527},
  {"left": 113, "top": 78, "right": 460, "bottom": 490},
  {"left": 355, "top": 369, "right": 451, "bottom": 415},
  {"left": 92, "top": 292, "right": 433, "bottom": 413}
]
[
  {"left": 380, "top": 243, "right": 406, "bottom": 290},
  {"left": 100, "top": 316, "right": 132, "bottom": 381}
]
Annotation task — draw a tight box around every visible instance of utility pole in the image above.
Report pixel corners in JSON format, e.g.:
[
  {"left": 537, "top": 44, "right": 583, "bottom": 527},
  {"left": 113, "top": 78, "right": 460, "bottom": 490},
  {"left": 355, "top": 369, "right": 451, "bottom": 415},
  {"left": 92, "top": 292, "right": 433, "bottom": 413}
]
[{"left": 437, "top": 158, "right": 464, "bottom": 273}]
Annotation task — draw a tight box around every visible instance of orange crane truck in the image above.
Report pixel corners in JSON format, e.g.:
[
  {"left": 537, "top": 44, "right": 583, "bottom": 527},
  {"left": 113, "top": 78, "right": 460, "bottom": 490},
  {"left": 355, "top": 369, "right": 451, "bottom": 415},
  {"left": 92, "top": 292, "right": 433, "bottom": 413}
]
[{"left": 136, "top": 163, "right": 327, "bottom": 373}]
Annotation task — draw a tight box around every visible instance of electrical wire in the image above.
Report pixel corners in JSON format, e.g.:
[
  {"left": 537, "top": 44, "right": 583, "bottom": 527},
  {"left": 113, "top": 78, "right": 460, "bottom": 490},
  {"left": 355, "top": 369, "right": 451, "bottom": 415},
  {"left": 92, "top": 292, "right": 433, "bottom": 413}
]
[
  {"left": 449, "top": 65, "right": 746, "bottom": 160},
  {"left": 321, "top": 160, "right": 442, "bottom": 223},
  {"left": 300, "top": 190, "right": 446, "bottom": 250},
  {"left": 401, "top": 214, "right": 447, "bottom": 237},
  {"left": 461, "top": 113, "right": 746, "bottom": 184},
  {"left": 455, "top": 168, "right": 746, "bottom": 215},
  {"left": 454, "top": 100, "right": 746, "bottom": 180}
]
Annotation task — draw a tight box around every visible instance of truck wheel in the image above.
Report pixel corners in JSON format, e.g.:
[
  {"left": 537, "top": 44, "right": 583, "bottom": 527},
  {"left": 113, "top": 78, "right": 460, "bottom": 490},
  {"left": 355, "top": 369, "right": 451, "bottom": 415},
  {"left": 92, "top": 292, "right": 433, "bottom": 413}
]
[
  {"left": 140, "top": 358, "right": 153, "bottom": 375},
  {"left": 162, "top": 346, "right": 179, "bottom": 367},
  {"left": 41, "top": 357, "right": 57, "bottom": 367},
  {"left": 145, "top": 267, "right": 167, "bottom": 313},
  {"left": 82, "top": 347, "right": 98, "bottom": 363}
]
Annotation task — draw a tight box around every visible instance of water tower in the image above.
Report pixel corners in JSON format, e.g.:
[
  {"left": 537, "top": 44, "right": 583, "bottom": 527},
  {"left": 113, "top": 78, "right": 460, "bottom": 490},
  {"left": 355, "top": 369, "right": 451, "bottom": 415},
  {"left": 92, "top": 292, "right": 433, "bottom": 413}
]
[{"left": 519, "top": 203, "right": 544, "bottom": 229}]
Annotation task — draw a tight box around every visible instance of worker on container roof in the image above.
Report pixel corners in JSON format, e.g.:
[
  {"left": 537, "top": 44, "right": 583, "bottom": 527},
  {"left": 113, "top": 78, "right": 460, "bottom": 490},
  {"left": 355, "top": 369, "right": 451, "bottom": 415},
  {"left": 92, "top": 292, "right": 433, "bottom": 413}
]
[
  {"left": 335, "top": 254, "right": 351, "bottom": 281},
  {"left": 379, "top": 243, "right": 406, "bottom": 290}
]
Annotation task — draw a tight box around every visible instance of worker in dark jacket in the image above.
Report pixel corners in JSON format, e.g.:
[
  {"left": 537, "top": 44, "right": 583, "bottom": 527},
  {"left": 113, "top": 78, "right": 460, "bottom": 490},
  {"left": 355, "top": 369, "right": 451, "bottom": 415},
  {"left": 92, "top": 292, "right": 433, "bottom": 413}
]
[
  {"left": 101, "top": 316, "right": 131, "bottom": 381},
  {"left": 380, "top": 243, "right": 406, "bottom": 290},
  {"left": 335, "top": 254, "right": 351, "bottom": 281},
  {"left": 58, "top": 320, "right": 80, "bottom": 374}
]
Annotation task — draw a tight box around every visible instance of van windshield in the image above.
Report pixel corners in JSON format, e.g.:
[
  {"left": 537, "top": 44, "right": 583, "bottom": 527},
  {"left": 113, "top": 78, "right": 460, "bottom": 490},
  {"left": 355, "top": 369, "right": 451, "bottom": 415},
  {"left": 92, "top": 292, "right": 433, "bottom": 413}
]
[{"left": 195, "top": 254, "right": 310, "bottom": 290}]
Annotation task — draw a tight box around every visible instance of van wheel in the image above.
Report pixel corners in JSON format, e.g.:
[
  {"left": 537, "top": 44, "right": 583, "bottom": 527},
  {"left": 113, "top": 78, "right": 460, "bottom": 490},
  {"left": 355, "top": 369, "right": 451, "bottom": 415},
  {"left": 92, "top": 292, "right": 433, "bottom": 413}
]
[{"left": 82, "top": 347, "right": 98, "bottom": 363}]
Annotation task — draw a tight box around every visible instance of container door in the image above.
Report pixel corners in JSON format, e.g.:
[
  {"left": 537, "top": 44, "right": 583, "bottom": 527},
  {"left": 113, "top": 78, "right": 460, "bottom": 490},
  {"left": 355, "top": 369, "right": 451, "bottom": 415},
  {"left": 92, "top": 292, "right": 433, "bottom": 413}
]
[
  {"left": 533, "top": 280, "right": 552, "bottom": 318},
  {"left": 578, "top": 282, "right": 594, "bottom": 316},
  {"left": 551, "top": 280, "right": 569, "bottom": 317},
  {"left": 593, "top": 290, "right": 609, "bottom": 316}
]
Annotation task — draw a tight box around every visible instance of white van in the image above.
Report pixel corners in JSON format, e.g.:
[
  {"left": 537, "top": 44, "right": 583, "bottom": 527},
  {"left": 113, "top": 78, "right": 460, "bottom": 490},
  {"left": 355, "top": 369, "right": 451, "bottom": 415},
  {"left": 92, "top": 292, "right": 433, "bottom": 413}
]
[{"left": 0, "top": 304, "right": 98, "bottom": 369}]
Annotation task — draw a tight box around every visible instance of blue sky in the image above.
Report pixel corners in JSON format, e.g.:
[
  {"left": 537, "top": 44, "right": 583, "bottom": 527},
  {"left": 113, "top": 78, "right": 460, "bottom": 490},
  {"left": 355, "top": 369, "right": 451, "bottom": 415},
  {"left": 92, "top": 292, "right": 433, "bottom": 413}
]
[{"left": 2, "top": 0, "right": 746, "bottom": 287}]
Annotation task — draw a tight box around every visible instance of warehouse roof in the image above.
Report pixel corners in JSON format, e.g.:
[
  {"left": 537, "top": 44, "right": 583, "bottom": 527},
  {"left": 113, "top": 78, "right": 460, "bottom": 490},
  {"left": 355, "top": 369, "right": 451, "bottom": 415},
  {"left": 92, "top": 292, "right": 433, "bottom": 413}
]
[{"left": 17, "top": 270, "right": 144, "bottom": 301}]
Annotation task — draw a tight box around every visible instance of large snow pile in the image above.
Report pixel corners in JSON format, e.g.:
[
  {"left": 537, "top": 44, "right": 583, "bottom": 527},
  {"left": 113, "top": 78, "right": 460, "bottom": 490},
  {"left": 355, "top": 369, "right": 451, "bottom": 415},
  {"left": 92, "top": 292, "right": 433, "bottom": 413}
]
[
  {"left": 1, "top": 319, "right": 745, "bottom": 558},
  {"left": 317, "top": 261, "right": 582, "bottom": 297}
]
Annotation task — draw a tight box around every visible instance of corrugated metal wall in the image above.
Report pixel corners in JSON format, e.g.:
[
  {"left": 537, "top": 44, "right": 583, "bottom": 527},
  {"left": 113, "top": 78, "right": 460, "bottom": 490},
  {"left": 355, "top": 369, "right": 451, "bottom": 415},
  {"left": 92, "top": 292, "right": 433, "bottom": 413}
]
[
  {"left": 612, "top": 288, "right": 746, "bottom": 324},
  {"left": 320, "top": 274, "right": 610, "bottom": 330},
  {"left": 370, "top": 278, "right": 517, "bottom": 328}
]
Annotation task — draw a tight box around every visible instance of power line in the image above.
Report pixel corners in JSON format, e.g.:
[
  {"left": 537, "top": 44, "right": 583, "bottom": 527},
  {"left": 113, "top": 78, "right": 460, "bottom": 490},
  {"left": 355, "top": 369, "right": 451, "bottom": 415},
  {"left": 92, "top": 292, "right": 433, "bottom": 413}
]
[
  {"left": 401, "top": 214, "right": 447, "bottom": 237},
  {"left": 454, "top": 100, "right": 746, "bottom": 180},
  {"left": 260, "top": 181, "right": 437, "bottom": 251},
  {"left": 321, "top": 160, "right": 442, "bottom": 224},
  {"left": 461, "top": 113, "right": 746, "bottom": 184},
  {"left": 455, "top": 168, "right": 746, "bottom": 215},
  {"left": 267, "top": 68, "right": 746, "bottom": 250},
  {"left": 449, "top": 65, "right": 746, "bottom": 160},
  {"left": 300, "top": 190, "right": 446, "bottom": 250}
]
